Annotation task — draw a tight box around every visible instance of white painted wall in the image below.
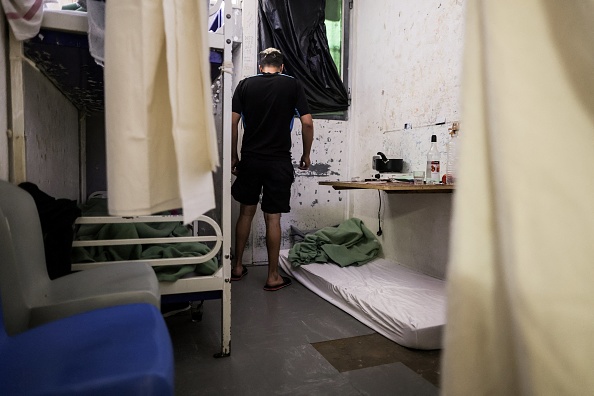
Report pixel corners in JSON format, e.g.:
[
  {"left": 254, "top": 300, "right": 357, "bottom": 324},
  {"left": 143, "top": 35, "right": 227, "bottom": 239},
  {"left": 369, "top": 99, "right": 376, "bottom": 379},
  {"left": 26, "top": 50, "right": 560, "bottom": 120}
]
[
  {"left": 0, "top": 11, "right": 79, "bottom": 198},
  {"left": 0, "top": 12, "right": 8, "bottom": 181},
  {"left": 348, "top": 0, "right": 465, "bottom": 279}
]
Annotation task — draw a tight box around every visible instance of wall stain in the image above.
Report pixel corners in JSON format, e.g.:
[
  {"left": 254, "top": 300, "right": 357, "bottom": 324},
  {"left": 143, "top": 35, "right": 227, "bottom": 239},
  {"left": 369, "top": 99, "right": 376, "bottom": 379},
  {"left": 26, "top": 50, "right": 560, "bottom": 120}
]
[
  {"left": 311, "top": 199, "right": 319, "bottom": 207},
  {"left": 295, "top": 162, "right": 339, "bottom": 177}
]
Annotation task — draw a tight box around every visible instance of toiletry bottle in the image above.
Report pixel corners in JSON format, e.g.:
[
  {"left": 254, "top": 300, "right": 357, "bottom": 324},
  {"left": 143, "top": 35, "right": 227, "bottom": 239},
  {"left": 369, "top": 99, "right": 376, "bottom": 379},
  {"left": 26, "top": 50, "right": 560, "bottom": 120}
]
[
  {"left": 446, "top": 122, "right": 460, "bottom": 185},
  {"left": 426, "top": 135, "right": 440, "bottom": 184}
]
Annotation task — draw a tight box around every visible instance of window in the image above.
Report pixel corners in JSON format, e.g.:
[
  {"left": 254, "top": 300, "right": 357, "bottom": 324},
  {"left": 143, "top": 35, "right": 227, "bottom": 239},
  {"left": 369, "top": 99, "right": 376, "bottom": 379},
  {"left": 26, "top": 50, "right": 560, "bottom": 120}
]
[
  {"left": 258, "top": 0, "right": 350, "bottom": 118},
  {"left": 320, "top": 0, "right": 351, "bottom": 119}
]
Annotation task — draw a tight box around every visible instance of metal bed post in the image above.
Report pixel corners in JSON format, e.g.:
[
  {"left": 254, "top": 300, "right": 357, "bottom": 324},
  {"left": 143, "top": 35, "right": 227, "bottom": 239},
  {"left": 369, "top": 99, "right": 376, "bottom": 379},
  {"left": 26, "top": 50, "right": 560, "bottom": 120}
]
[
  {"left": 7, "top": 30, "right": 26, "bottom": 184},
  {"left": 217, "top": 0, "right": 233, "bottom": 358}
]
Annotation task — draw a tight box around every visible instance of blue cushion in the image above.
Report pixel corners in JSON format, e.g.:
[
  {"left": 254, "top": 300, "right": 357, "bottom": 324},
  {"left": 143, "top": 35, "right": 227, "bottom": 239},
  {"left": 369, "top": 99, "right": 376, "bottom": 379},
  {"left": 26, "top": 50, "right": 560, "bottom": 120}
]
[{"left": 0, "top": 303, "right": 173, "bottom": 396}]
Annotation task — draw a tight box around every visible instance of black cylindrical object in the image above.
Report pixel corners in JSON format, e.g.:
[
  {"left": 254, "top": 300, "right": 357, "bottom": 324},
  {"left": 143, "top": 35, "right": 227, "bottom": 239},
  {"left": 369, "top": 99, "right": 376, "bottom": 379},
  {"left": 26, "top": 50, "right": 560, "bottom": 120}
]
[{"left": 374, "top": 152, "right": 403, "bottom": 172}]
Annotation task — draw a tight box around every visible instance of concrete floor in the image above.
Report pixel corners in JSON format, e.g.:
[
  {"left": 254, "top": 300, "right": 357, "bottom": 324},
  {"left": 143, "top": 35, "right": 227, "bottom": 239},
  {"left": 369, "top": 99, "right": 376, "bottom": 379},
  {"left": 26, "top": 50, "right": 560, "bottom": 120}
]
[{"left": 165, "top": 265, "right": 440, "bottom": 396}]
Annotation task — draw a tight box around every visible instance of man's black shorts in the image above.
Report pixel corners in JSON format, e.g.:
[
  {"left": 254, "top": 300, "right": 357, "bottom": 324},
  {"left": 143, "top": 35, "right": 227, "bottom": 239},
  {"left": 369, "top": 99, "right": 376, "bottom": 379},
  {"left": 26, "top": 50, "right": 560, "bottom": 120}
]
[{"left": 231, "top": 157, "right": 295, "bottom": 214}]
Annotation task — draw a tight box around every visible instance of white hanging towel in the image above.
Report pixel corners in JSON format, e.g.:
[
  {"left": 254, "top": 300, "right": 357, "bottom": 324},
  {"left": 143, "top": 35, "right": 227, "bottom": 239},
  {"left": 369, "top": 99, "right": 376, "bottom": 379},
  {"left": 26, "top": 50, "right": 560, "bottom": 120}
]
[
  {"left": 2, "top": 0, "right": 43, "bottom": 40},
  {"left": 104, "top": 0, "right": 219, "bottom": 224},
  {"left": 442, "top": 1, "right": 594, "bottom": 395}
]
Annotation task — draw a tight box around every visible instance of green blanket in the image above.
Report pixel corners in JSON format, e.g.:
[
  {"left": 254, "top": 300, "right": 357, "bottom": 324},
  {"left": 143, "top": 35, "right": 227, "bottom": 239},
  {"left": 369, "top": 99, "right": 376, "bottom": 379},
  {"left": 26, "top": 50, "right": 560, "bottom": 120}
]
[
  {"left": 72, "top": 199, "right": 219, "bottom": 281},
  {"left": 288, "top": 218, "right": 381, "bottom": 267}
]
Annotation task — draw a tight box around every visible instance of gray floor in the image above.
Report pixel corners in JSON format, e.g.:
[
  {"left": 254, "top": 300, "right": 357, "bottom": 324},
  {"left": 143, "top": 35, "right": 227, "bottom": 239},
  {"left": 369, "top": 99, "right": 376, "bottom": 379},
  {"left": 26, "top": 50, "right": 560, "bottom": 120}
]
[{"left": 165, "top": 266, "right": 440, "bottom": 396}]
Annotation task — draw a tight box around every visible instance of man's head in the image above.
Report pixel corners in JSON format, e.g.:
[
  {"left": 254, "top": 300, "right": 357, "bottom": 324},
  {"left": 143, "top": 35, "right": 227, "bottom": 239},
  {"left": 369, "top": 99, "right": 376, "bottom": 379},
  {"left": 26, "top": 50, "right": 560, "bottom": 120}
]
[{"left": 259, "top": 48, "right": 284, "bottom": 71}]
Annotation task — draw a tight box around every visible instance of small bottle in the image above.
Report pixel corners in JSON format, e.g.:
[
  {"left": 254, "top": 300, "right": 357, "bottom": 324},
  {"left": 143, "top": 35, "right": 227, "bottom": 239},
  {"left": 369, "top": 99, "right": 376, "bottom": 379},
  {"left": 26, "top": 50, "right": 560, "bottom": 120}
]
[
  {"left": 446, "top": 122, "right": 460, "bottom": 185},
  {"left": 426, "top": 135, "right": 441, "bottom": 184}
]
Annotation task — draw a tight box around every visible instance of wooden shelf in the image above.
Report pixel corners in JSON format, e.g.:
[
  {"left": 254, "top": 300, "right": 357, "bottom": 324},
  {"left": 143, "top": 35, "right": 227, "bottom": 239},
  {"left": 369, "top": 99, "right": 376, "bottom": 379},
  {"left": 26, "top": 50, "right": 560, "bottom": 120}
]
[{"left": 318, "top": 180, "right": 454, "bottom": 194}]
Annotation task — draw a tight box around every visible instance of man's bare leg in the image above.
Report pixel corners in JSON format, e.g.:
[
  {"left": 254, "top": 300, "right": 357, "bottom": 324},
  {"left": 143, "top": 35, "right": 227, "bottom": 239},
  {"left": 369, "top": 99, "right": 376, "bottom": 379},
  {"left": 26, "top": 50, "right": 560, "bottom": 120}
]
[
  {"left": 232, "top": 204, "right": 257, "bottom": 278},
  {"left": 263, "top": 212, "right": 284, "bottom": 287}
]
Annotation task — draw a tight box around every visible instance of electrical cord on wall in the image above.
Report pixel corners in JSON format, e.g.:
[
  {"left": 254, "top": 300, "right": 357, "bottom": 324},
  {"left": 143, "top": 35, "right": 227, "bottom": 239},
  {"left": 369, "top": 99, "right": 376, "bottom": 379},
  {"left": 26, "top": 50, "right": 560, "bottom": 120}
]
[{"left": 377, "top": 190, "right": 383, "bottom": 236}]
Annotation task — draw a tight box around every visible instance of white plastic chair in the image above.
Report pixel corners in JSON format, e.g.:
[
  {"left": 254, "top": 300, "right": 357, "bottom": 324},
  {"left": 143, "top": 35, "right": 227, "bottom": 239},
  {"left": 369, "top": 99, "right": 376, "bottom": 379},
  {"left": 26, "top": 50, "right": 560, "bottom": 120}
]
[{"left": 0, "top": 180, "right": 161, "bottom": 335}]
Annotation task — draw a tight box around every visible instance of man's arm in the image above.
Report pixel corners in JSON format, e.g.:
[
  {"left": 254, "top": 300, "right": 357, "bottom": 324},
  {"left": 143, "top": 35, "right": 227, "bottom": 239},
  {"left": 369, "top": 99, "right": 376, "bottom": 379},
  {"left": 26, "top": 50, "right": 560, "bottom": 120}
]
[
  {"left": 299, "top": 114, "right": 314, "bottom": 170},
  {"left": 231, "top": 112, "right": 241, "bottom": 175}
]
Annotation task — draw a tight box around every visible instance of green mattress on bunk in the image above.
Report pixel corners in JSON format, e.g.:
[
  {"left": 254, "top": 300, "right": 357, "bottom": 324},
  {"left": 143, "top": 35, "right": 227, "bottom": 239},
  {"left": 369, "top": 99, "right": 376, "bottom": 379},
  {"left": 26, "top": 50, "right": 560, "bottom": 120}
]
[{"left": 71, "top": 198, "right": 219, "bottom": 281}]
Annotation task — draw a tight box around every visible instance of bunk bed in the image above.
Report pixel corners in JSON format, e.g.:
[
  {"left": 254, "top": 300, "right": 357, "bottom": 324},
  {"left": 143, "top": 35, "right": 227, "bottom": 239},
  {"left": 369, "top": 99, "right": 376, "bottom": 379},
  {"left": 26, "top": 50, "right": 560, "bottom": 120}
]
[{"left": 7, "top": 0, "right": 237, "bottom": 357}]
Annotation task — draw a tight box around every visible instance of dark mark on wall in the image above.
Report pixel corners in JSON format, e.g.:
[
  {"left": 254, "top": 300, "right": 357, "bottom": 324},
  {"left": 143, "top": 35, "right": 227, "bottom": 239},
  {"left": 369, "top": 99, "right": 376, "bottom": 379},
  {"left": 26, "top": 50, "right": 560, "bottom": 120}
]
[
  {"left": 281, "top": 235, "right": 292, "bottom": 245},
  {"left": 24, "top": 30, "right": 105, "bottom": 114},
  {"left": 311, "top": 199, "right": 319, "bottom": 207},
  {"left": 295, "top": 163, "right": 339, "bottom": 177}
]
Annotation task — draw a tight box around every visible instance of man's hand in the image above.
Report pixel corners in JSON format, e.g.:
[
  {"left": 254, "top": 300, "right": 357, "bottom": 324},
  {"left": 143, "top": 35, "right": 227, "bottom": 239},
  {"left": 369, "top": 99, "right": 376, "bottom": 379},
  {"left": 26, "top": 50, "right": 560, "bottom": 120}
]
[
  {"left": 299, "top": 114, "right": 313, "bottom": 171},
  {"left": 231, "top": 112, "right": 241, "bottom": 176},
  {"left": 299, "top": 155, "right": 310, "bottom": 170},
  {"left": 231, "top": 156, "right": 239, "bottom": 176}
]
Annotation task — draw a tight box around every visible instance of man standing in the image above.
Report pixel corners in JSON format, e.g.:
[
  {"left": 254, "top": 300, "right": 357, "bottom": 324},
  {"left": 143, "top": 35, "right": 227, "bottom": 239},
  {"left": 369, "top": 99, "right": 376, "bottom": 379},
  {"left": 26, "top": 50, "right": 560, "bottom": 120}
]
[{"left": 230, "top": 48, "right": 314, "bottom": 291}]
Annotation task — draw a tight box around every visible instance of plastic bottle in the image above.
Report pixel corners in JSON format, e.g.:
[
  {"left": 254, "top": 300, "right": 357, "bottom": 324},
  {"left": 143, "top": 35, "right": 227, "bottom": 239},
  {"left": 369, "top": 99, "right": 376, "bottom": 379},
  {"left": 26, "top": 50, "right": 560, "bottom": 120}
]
[
  {"left": 426, "top": 135, "right": 441, "bottom": 184},
  {"left": 446, "top": 122, "right": 460, "bottom": 185}
]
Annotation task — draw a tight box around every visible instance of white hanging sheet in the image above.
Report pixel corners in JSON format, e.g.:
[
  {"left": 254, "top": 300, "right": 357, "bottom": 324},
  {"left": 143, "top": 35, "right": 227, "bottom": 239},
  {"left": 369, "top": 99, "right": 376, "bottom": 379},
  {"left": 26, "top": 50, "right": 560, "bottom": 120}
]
[
  {"left": 104, "top": 0, "right": 219, "bottom": 225},
  {"left": 442, "top": 1, "right": 594, "bottom": 395}
]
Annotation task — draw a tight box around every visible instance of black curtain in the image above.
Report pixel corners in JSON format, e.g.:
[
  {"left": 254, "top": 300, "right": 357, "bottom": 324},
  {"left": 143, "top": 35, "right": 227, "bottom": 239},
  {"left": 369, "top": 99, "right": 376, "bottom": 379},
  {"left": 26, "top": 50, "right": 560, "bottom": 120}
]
[{"left": 258, "top": 0, "right": 349, "bottom": 114}]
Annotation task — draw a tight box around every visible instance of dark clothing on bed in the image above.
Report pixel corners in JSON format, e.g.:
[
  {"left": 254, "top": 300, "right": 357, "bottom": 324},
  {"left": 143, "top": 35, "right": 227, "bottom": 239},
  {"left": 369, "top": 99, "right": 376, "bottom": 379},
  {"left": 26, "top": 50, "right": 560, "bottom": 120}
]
[
  {"left": 231, "top": 72, "right": 310, "bottom": 161},
  {"left": 18, "top": 182, "right": 80, "bottom": 279}
]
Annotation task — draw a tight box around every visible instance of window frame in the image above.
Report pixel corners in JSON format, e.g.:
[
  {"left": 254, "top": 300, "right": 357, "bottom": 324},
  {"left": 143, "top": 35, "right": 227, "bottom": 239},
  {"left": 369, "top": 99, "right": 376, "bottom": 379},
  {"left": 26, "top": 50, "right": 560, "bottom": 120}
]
[{"left": 313, "top": 0, "right": 351, "bottom": 121}]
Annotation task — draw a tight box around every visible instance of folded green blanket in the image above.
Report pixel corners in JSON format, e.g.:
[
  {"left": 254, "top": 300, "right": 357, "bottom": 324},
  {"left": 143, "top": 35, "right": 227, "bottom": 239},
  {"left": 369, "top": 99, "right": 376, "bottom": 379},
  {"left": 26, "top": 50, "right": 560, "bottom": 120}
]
[
  {"left": 72, "top": 198, "right": 219, "bottom": 281},
  {"left": 288, "top": 218, "right": 381, "bottom": 267}
]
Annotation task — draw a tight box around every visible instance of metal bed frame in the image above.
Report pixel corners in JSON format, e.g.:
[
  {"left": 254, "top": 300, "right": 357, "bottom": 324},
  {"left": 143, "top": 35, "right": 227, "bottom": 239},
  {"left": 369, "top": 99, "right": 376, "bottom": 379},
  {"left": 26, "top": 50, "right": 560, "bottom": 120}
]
[{"left": 7, "top": 0, "right": 235, "bottom": 357}]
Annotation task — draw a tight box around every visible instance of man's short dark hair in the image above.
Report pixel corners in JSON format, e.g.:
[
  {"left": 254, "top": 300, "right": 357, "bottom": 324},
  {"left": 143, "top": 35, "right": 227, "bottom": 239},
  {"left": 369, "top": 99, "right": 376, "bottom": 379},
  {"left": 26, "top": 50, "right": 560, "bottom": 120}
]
[{"left": 259, "top": 48, "right": 283, "bottom": 68}]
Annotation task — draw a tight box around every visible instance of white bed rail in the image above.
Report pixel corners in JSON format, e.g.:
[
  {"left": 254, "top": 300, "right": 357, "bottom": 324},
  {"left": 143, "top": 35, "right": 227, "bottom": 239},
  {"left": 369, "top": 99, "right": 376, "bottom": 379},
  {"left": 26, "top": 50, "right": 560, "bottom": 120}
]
[{"left": 71, "top": 214, "right": 223, "bottom": 270}]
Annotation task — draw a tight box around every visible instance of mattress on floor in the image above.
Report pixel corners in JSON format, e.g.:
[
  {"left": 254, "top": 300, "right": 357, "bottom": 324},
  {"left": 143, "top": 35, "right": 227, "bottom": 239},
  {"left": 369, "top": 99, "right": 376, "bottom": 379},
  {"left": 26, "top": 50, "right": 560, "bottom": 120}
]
[{"left": 279, "top": 249, "right": 446, "bottom": 350}]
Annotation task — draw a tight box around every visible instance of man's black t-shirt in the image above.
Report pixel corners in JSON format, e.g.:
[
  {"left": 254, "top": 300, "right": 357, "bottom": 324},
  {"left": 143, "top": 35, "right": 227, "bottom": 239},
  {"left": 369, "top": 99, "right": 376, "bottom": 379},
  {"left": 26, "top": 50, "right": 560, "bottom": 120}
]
[{"left": 232, "top": 72, "right": 310, "bottom": 160}]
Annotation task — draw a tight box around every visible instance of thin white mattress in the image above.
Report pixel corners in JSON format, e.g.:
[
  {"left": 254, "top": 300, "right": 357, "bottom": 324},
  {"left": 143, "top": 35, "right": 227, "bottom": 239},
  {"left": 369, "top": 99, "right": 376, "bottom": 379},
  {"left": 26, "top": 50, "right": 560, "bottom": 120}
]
[{"left": 279, "top": 249, "right": 446, "bottom": 350}]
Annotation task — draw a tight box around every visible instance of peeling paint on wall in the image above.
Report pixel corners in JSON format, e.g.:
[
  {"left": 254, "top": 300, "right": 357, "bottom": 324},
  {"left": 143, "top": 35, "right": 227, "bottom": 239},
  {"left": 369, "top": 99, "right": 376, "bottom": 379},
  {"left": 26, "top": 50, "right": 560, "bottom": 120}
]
[
  {"left": 349, "top": 0, "right": 464, "bottom": 277},
  {"left": 0, "top": 15, "right": 8, "bottom": 180},
  {"left": 296, "top": 162, "right": 340, "bottom": 177},
  {"left": 351, "top": 0, "right": 464, "bottom": 178},
  {"left": 23, "top": 63, "right": 79, "bottom": 201}
]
